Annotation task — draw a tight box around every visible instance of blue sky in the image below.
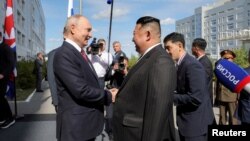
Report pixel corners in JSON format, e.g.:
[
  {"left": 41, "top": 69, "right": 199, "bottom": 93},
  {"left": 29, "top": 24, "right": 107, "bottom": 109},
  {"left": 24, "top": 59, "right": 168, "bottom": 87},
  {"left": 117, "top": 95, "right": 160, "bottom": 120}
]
[{"left": 41, "top": 0, "right": 215, "bottom": 57}]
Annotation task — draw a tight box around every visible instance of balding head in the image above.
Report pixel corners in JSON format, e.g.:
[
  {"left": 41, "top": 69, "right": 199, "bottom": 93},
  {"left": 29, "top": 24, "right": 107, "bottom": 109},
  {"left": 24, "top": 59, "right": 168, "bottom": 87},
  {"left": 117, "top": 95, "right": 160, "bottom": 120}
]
[{"left": 64, "top": 14, "right": 92, "bottom": 48}]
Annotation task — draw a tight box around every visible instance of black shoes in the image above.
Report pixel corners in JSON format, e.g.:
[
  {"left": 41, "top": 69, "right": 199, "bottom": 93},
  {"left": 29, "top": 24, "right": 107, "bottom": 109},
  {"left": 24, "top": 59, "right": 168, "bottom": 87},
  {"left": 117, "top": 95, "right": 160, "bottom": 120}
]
[
  {"left": 0, "top": 118, "right": 15, "bottom": 129},
  {"left": 0, "top": 120, "right": 5, "bottom": 124},
  {"left": 36, "top": 90, "right": 44, "bottom": 92}
]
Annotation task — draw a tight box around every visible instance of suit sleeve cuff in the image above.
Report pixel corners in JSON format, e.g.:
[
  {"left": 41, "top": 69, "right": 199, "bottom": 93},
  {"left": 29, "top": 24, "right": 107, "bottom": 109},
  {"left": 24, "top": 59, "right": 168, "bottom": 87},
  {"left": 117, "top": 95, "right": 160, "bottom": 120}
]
[{"left": 104, "top": 90, "right": 112, "bottom": 106}]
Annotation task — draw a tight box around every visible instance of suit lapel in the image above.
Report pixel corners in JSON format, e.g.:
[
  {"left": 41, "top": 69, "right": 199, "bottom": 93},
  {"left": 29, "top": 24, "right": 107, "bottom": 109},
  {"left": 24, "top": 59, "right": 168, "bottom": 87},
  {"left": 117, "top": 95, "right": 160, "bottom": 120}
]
[
  {"left": 177, "top": 53, "right": 189, "bottom": 74},
  {"left": 65, "top": 42, "right": 100, "bottom": 83}
]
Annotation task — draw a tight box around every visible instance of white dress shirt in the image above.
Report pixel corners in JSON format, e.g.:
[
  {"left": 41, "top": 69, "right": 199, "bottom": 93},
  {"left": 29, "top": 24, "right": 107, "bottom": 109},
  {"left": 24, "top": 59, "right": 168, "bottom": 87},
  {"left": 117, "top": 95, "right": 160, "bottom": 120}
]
[{"left": 88, "top": 51, "right": 113, "bottom": 78}]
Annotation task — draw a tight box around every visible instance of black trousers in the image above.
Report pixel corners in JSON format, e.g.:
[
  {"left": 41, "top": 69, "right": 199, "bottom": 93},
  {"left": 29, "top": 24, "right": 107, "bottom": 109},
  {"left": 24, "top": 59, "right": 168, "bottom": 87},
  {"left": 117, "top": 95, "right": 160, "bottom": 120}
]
[
  {"left": 105, "top": 103, "right": 113, "bottom": 135},
  {"left": 0, "top": 78, "right": 13, "bottom": 120},
  {"left": 36, "top": 72, "right": 42, "bottom": 91}
]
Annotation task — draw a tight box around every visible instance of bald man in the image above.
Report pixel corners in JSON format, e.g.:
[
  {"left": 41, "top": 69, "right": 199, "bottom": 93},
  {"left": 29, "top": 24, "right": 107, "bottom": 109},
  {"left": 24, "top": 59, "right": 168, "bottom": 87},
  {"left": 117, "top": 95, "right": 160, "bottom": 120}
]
[{"left": 53, "top": 15, "right": 116, "bottom": 141}]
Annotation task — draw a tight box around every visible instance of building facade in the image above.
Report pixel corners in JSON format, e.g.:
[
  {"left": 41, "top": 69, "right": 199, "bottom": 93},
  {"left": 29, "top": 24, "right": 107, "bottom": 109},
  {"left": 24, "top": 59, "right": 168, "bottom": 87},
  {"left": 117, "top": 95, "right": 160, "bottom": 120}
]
[
  {"left": 176, "top": 0, "right": 250, "bottom": 59},
  {"left": 0, "top": 0, "right": 45, "bottom": 61}
]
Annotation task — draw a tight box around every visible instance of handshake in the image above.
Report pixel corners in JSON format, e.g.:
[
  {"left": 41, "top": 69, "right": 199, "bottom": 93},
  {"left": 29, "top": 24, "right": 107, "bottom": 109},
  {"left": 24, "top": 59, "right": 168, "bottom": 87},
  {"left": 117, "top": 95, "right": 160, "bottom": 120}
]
[{"left": 108, "top": 88, "right": 119, "bottom": 103}]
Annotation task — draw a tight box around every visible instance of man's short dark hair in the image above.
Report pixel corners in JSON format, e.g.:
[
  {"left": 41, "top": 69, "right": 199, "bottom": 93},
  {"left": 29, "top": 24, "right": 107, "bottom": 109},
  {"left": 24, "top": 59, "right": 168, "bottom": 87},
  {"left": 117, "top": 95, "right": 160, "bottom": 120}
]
[
  {"left": 136, "top": 16, "right": 161, "bottom": 35},
  {"left": 192, "top": 38, "right": 207, "bottom": 50},
  {"left": 163, "top": 32, "right": 185, "bottom": 47}
]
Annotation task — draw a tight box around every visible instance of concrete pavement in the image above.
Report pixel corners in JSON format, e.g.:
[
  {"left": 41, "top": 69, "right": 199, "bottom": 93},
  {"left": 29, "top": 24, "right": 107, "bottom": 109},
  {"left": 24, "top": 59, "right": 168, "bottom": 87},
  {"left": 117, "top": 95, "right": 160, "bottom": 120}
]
[{"left": 0, "top": 80, "right": 220, "bottom": 141}]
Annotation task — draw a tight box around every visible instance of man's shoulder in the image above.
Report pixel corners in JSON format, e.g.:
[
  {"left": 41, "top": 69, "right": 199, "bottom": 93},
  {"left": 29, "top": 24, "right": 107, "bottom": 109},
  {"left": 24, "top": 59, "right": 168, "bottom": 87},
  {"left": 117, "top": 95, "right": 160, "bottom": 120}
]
[
  {"left": 183, "top": 54, "right": 202, "bottom": 68},
  {"left": 48, "top": 48, "right": 59, "bottom": 58},
  {"left": 0, "top": 42, "right": 11, "bottom": 51},
  {"left": 244, "top": 66, "right": 250, "bottom": 74}
]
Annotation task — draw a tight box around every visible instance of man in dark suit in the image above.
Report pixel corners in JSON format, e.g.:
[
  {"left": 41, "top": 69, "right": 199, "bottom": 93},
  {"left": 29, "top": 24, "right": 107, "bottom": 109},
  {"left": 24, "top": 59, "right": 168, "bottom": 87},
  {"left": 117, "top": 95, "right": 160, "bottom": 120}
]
[
  {"left": 0, "top": 31, "right": 15, "bottom": 129},
  {"left": 235, "top": 49, "right": 250, "bottom": 125},
  {"left": 112, "top": 16, "right": 177, "bottom": 141},
  {"left": 164, "top": 32, "right": 214, "bottom": 141},
  {"left": 53, "top": 15, "right": 115, "bottom": 141},
  {"left": 191, "top": 38, "right": 213, "bottom": 105},
  {"left": 34, "top": 52, "right": 44, "bottom": 92}
]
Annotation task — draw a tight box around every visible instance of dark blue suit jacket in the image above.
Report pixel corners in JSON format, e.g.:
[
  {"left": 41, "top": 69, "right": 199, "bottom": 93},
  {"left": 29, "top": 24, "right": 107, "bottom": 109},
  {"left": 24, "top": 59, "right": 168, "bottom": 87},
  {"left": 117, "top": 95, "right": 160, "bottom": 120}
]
[
  {"left": 53, "top": 41, "right": 111, "bottom": 141},
  {"left": 236, "top": 66, "right": 250, "bottom": 124},
  {"left": 174, "top": 53, "right": 214, "bottom": 137}
]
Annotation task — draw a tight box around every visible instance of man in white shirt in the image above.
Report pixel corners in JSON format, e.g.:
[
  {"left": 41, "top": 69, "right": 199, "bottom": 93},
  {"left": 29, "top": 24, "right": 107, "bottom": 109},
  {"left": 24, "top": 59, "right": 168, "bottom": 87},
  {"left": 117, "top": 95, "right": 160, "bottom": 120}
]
[{"left": 88, "top": 39, "right": 113, "bottom": 88}]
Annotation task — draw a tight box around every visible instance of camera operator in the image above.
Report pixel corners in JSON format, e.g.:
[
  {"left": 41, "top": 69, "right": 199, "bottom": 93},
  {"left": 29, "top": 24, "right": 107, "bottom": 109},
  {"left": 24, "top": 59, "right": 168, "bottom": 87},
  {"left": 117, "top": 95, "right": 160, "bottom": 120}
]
[
  {"left": 110, "top": 55, "right": 129, "bottom": 88},
  {"left": 109, "top": 41, "right": 127, "bottom": 88},
  {"left": 87, "top": 38, "right": 113, "bottom": 88}
]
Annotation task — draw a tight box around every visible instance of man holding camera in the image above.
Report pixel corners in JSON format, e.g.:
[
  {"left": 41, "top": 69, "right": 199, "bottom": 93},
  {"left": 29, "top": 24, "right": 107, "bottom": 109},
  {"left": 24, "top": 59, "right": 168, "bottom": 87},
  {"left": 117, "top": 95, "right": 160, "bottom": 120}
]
[
  {"left": 88, "top": 38, "right": 113, "bottom": 88},
  {"left": 110, "top": 41, "right": 127, "bottom": 88},
  {"left": 104, "top": 41, "right": 128, "bottom": 140}
]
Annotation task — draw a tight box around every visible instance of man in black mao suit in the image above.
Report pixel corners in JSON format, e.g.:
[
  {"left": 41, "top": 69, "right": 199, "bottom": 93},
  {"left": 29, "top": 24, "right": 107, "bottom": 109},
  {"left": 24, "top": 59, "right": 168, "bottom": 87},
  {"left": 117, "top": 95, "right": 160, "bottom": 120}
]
[
  {"left": 0, "top": 31, "right": 15, "bottom": 128},
  {"left": 53, "top": 15, "right": 115, "bottom": 141},
  {"left": 112, "top": 16, "right": 177, "bottom": 141},
  {"left": 191, "top": 38, "right": 213, "bottom": 105},
  {"left": 164, "top": 32, "right": 214, "bottom": 141}
]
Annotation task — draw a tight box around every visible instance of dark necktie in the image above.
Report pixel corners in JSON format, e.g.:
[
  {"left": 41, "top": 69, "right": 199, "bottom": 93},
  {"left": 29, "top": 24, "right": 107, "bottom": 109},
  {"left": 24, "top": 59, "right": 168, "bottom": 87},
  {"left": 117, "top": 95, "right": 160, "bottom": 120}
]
[{"left": 81, "top": 48, "right": 88, "bottom": 61}]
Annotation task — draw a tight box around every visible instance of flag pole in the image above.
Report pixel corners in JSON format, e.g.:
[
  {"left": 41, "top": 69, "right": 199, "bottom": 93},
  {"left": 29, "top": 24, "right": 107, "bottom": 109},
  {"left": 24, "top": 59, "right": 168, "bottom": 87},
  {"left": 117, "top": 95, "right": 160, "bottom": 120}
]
[
  {"left": 107, "top": 0, "right": 114, "bottom": 53},
  {"left": 79, "top": 0, "right": 82, "bottom": 15},
  {"left": 4, "top": 0, "right": 23, "bottom": 120}
]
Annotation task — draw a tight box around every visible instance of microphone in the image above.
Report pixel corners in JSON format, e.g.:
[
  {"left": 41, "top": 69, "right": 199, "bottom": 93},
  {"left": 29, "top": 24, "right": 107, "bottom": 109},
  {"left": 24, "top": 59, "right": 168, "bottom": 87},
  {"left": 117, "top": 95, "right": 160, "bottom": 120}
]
[{"left": 214, "top": 59, "right": 250, "bottom": 94}]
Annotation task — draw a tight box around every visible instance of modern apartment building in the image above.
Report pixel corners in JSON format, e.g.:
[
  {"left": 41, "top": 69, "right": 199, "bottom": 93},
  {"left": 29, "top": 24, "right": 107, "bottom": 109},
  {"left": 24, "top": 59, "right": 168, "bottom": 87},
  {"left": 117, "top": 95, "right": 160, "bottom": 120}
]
[
  {"left": 0, "top": 0, "right": 45, "bottom": 61},
  {"left": 176, "top": 0, "right": 250, "bottom": 59}
]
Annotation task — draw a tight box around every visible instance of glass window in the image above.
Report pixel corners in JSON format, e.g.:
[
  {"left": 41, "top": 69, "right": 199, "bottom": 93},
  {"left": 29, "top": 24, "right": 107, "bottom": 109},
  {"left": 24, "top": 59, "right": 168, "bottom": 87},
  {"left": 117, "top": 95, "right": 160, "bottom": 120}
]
[
  {"left": 227, "top": 40, "right": 234, "bottom": 46},
  {"left": 227, "top": 23, "right": 234, "bottom": 30},
  {"left": 228, "top": 15, "right": 234, "bottom": 21},
  {"left": 211, "top": 27, "right": 217, "bottom": 33},
  {"left": 211, "top": 35, "right": 217, "bottom": 40},
  {"left": 211, "top": 19, "right": 216, "bottom": 25}
]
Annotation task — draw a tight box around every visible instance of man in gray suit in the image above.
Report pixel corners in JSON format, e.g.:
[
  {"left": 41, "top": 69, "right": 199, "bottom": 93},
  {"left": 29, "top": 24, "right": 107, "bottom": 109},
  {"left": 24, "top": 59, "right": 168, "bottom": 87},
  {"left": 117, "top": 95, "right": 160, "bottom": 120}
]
[
  {"left": 112, "top": 16, "right": 177, "bottom": 141},
  {"left": 164, "top": 32, "right": 214, "bottom": 141},
  {"left": 47, "top": 48, "right": 58, "bottom": 111}
]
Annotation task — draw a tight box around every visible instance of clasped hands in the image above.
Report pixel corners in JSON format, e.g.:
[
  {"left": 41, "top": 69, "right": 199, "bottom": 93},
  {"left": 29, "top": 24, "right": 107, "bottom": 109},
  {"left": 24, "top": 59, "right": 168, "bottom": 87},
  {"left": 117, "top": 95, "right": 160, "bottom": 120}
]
[{"left": 109, "top": 88, "right": 118, "bottom": 103}]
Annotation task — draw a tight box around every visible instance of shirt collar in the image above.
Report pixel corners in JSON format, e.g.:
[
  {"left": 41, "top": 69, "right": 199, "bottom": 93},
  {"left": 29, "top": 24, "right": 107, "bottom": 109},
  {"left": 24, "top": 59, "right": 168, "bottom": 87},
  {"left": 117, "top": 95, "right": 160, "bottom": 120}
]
[
  {"left": 197, "top": 54, "right": 205, "bottom": 60},
  {"left": 65, "top": 38, "right": 82, "bottom": 52},
  {"left": 177, "top": 52, "right": 186, "bottom": 66},
  {"left": 138, "top": 43, "right": 161, "bottom": 62}
]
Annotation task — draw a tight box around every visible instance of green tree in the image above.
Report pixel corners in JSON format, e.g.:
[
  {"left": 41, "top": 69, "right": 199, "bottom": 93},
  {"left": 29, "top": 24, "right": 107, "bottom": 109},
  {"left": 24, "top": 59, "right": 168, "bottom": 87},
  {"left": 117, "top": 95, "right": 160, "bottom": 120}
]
[
  {"left": 128, "top": 54, "right": 139, "bottom": 69},
  {"left": 16, "top": 59, "right": 36, "bottom": 89},
  {"left": 233, "top": 48, "right": 248, "bottom": 68}
]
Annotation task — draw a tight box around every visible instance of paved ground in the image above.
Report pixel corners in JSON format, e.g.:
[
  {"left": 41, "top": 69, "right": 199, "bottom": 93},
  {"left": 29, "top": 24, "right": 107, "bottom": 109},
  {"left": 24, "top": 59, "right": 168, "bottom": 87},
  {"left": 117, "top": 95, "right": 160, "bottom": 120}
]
[{"left": 0, "top": 80, "right": 219, "bottom": 141}]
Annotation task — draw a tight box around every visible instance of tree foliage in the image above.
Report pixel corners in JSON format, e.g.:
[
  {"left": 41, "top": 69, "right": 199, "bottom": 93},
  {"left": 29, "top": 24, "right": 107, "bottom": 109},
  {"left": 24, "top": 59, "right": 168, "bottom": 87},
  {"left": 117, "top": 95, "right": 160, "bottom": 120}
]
[
  {"left": 233, "top": 48, "right": 249, "bottom": 68},
  {"left": 128, "top": 54, "right": 139, "bottom": 69}
]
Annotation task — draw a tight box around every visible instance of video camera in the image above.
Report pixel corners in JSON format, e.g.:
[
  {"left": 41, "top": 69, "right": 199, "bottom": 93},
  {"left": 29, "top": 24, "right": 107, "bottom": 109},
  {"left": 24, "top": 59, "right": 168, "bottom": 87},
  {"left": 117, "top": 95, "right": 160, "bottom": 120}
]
[
  {"left": 86, "top": 38, "right": 101, "bottom": 55},
  {"left": 118, "top": 53, "right": 125, "bottom": 71}
]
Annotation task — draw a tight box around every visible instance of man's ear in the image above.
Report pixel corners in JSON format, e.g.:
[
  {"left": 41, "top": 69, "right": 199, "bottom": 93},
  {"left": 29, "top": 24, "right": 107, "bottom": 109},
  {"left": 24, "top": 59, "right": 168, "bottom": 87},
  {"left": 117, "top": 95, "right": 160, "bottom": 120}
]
[
  {"left": 177, "top": 42, "right": 183, "bottom": 49},
  {"left": 146, "top": 31, "right": 151, "bottom": 41}
]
